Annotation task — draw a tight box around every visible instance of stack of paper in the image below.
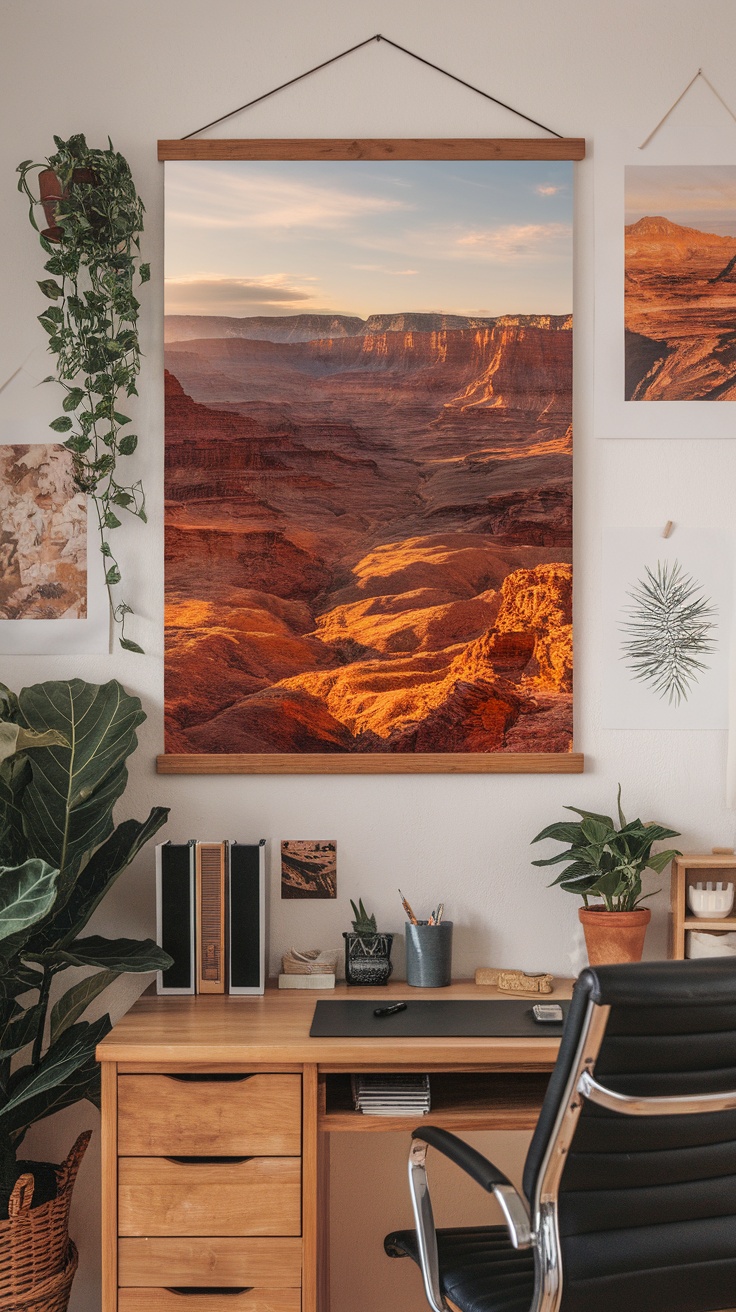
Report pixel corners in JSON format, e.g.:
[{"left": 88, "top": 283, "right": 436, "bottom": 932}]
[{"left": 351, "top": 1074, "right": 431, "bottom": 1116}]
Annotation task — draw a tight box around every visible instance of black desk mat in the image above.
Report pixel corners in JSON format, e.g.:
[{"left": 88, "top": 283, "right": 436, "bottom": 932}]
[{"left": 310, "top": 998, "right": 569, "bottom": 1038}]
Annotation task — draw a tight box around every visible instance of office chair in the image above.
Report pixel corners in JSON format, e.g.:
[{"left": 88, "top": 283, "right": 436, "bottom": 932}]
[{"left": 385, "top": 958, "right": 736, "bottom": 1312}]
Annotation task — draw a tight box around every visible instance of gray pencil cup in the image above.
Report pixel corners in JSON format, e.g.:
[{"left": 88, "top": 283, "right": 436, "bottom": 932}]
[{"left": 405, "top": 922, "right": 453, "bottom": 987}]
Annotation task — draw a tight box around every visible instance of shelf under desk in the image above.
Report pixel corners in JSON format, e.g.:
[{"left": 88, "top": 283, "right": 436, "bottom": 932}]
[{"left": 97, "top": 979, "right": 571, "bottom": 1312}]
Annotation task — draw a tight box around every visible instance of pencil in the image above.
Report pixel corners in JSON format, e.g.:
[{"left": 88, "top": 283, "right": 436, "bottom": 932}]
[{"left": 398, "top": 888, "right": 418, "bottom": 925}]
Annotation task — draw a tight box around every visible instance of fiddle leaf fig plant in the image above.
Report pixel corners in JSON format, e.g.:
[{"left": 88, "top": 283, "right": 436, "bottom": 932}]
[
  {"left": 531, "top": 785, "right": 681, "bottom": 912},
  {"left": 17, "top": 134, "right": 150, "bottom": 652},
  {"left": 0, "top": 679, "right": 170, "bottom": 1212}
]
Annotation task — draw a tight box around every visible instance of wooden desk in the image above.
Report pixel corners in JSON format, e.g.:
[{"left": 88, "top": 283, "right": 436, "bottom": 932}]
[{"left": 98, "top": 980, "right": 570, "bottom": 1312}]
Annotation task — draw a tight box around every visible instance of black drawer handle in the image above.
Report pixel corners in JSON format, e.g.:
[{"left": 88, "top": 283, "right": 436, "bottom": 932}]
[
  {"left": 166, "top": 1290, "right": 252, "bottom": 1298},
  {"left": 168, "top": 1074, "right": 256, "bottom": 1083},
  {"left": 165, "top": 1156, "right": 252, "bottom": 1165}
]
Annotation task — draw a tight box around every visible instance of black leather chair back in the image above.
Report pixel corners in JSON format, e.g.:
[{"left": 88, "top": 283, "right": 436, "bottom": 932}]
[{"left": 523, "top": 958, "right": 736, "bottom": 1312}]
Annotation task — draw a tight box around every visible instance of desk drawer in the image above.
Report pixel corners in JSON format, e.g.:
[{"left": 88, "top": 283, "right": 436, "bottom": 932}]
[
  {"left": 118, "top": 1075, "right": 301, "bottom": 1156},
  {"left": 118, "top": 1158, "right": 301, "bottom": 1237},
  {"left": 118, "top": 1237, "right": 302, "bottom": 1287},
  {"left": 118, "top": 1291, "right": 301, "bottom": 1312}
]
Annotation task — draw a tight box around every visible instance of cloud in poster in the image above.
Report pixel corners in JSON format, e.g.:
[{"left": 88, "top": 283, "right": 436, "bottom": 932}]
[
  {"left": 455, "top": 222, "right": 571, "bottom": 261},
  {"left": 165, "top": 275, "right": 315, "bottom": 316},
  {"left": 168, "top": 169, "right": 410, "bottom": 232}
]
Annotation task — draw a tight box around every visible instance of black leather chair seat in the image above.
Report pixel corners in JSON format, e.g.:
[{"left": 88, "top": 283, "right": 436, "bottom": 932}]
[{"left": 384, "top": 1224, "right": 535, "bottom": 1312}]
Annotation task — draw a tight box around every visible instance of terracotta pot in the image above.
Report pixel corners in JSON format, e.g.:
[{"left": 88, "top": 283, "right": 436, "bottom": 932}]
[
  {"left": 38, "top": 167, "right": 97, "bottom": 243},
  {"left": 38, "top": 168, "right": 64, "bottom": 242},
  {"left": 578, "top": 906, "right": 651, "bottom": 966}
]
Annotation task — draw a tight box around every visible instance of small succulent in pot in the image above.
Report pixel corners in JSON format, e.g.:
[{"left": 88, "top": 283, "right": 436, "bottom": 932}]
[{"left": 343, "top": 899, "right": 393, "bottom": 986}]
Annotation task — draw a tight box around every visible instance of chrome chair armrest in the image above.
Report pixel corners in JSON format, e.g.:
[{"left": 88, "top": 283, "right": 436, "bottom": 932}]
[
  {"left": 407, "top": 1126, "right": 533, "bottom": 1312},
  {"left": 578, "top": 1069, "right": 736, "bottom": 1116},
  {"left": 408, "top": 1138, "right": 449, "bottom": 1312}
]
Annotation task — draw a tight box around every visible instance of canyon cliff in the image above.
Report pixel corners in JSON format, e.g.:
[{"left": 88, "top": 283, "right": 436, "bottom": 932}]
[
  {"left": 165, "top": 313, "right": 572, "bottom": 755},
  {"left": 625, "top": 215, "right": 736, "bottom": 400}
]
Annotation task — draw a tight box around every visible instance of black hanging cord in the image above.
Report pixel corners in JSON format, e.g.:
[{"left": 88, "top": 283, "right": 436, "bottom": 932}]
[{"left": 182, "top": 33, "right": 562, "bottom": 140}]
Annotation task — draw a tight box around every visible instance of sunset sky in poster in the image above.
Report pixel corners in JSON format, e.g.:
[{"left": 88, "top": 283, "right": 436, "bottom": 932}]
[
  {"left": 625, "top": 165, "right": 736, "bottom": 236},
  {"left": 165, "top": 160, "right": 573, "bottom": 318}
]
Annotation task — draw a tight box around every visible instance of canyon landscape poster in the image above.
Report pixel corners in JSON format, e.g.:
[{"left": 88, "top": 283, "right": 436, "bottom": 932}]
[
  {"left": 625, "top": 166, "right": 736, "bottom": 401},
  {"left": 163, "top": 150, "right": 574, "bottom": 767}
]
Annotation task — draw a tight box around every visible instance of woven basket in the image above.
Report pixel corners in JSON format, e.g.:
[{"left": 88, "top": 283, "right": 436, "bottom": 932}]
[
  {"left": 0, "top": 1131, "right": 90, "bottom": 1310},
  {"left": 1, "top": 1241, "right": 79, "bottom": 1312}
]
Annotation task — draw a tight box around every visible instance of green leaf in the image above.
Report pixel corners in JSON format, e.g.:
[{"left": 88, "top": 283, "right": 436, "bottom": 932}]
[
  {"left": 4, "top": 1036, "right": 109, "bottom": 1136},
  {"left": 0, "top": 757, "right": 32, "bottom": 870},
  {"left": 37, "top": 279, "right": 63, "bottom": 300},
  {"left": 565, "top": 806, "right": 615, "bottom": 827},
  {"left": 63, "top": 435, "right": 92, "bottom": 454},
  {"left": 62, "top": 388, "right": 86, "bottom": 412},
  {"left": 32, "top": 810, "right": 168, "bottom": 950},
  {"left": 0, "top": 861, "right": 58, "bottom": 945},
  {"left": 105, "top": 565, "right": 121, "bottom": 586},
  {"left": 0, "top": 1003, "right": 44, "bottom": 1060},
  {"left": 11, "top": 680, "right": 146, "bottom": 889},
  {"left": 55, "top": 936, "right": 171, "bottom": 973},
  {"left": 118, "top": 433, "right": 137, "bottom": 456},
  {"left": 119, "top": 637, "right": 144, "bottom": 654},
  {"left": 139, "top": 263, "right": 150, "bottom": 283},
  {"left": 0, "top": 723, "right": 68, "bottom": 765},
  {"left": 50, "top": 970, "right": 119, "bottom": 1044},
  {"left": 49, "top": 416, "right": 73, "bottom": 433},
  {"left": 0, "top": 1016, "right": 110, "bottom": 1129},
  {"left": 616, "top": 783, "right": 627, "bottom": 829},
  {"left": 111, "top": 491, "right": 132, "bottom": 508},
  {"left": 104, "top": 510, "right": 121, "bottom": 529},
  {"left": 531, "top": 821, "right": 583, "bottom": 846}
]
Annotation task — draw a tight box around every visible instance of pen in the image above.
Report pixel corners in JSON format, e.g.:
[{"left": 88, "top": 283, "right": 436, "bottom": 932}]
[
  {"left": 398, "top": 888, "right": 418, "bottom": 925},
  {"left": 435, "top": 903, "right": 444, "bottom": 925}
]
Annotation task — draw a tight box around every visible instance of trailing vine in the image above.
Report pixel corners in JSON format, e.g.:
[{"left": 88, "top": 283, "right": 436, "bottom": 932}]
[{"left": 17, "top": 134, "right": 150, "bottom": 652}]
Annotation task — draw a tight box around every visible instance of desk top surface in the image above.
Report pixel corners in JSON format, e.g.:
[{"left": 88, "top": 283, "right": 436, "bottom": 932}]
[{"left": 97, "top": 979, "right": 573, "bottom": 1068}]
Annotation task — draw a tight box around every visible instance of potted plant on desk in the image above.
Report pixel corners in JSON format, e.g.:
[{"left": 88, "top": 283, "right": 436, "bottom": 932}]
[
  {"left": 0, "top": 678, "right": 170, "bottom": 1312},
  {"left": 343, "top": 900, "right": 394, "bottom": 985},
  {"left": 531, "top": 787, "right": 681, "bottom": 965}
]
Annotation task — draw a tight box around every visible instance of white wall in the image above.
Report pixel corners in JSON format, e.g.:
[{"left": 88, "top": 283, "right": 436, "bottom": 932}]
[{"left": 3, "top": 2, "right": 736, "bottom": 1308}]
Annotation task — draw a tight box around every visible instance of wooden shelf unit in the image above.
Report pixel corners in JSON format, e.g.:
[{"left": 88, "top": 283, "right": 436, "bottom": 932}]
[
  {"left": 670, "top": 851, "right": 736, "bottom": 959},
  {"left": 319, "top": 1071, "right": 550, "bottom": 1134}
]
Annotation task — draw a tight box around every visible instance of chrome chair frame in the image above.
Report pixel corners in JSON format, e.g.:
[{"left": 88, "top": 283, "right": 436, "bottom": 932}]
[{"left": 406, "top": 999, "right": 736, "bottom": 1312}]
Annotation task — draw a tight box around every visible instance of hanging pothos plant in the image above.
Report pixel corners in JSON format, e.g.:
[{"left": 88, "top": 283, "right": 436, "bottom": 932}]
[{"left": 17, "top": 134, "right": 150, "bottom": 653}]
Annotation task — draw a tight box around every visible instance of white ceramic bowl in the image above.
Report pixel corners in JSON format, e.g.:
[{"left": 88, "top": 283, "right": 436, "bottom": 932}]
[
  {"left": 687, "top": 881, "right": 735, "bottom": 919},
  {"left": 687, "top": 929, "right": 736, "bottom": 958}
]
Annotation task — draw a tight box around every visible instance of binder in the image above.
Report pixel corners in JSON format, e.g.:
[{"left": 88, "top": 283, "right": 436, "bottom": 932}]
[
  {"left": 228, "top": 839, "right": 267, "bottom": 995},
  {"left": 155, "top": 841, "right": 195, "bottom": 995}
]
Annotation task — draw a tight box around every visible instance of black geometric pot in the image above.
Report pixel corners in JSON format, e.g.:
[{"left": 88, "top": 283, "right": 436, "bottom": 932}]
[{"left": 343, "top": 932, "right": 394, "bottom": 986}]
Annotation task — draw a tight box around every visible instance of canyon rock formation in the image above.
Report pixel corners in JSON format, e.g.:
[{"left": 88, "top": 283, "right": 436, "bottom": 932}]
[
  {"left": 625, "top": 215, "right": 736, "bottom": 400},
  {"left": 164, "top": 312, "right": 573, "bottom": 755}
]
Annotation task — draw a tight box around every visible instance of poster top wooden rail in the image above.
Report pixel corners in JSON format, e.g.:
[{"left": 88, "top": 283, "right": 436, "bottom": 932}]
[{"left": 157, "top": 138, "right": 586, "bottom": 161}]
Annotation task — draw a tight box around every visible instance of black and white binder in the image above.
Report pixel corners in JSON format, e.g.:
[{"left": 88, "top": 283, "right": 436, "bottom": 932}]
[
  {"left": 155, "top": 841, "right": 195, "bottom": 995},
  {"left": 228, "top": 839, "right": 267, "bottom": 995}
]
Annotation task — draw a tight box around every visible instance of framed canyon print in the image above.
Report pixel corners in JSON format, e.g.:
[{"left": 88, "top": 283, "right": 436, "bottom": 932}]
[
  {"left": 594, "top": 118, "right": 736, "bottom": 440},
  {"left": 157, "top": 138, "right": 585, "bottom": 774}
]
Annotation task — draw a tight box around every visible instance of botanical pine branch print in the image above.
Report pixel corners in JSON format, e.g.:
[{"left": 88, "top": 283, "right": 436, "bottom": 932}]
[{"left": 620, "top": 559, "right": 717, "bottom": 706}]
